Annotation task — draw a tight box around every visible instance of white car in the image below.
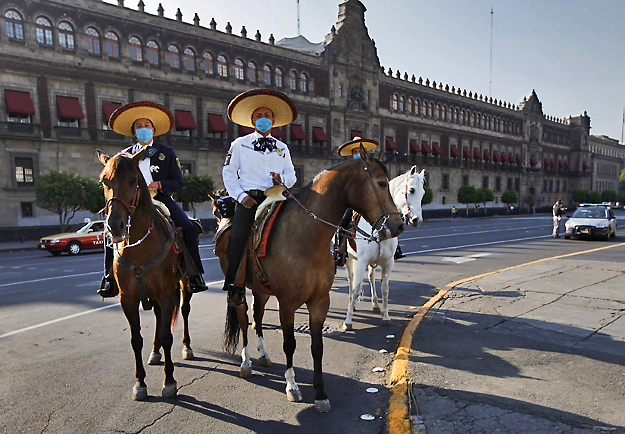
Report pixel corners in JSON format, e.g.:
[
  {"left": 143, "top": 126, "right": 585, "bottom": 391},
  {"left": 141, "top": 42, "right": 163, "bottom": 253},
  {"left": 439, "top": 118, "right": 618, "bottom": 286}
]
[{"left": 564, "top": 205, "right": 616, "bottom": 240}]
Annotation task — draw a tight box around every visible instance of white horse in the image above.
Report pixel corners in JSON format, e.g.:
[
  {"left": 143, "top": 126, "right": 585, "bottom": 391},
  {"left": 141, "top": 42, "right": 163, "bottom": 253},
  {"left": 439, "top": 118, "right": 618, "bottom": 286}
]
[{"left": 342, "top": 166, "right": 425, "bottom": 331}]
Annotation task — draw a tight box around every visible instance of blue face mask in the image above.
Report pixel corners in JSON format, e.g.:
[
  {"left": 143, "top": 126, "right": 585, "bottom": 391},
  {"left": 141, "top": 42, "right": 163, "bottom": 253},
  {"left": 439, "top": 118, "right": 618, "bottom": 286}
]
[
  {"left": 136, "top": 128, "right": 153, "bottom": 143},
  {"left": 255, "top": 117, "right": 273, "bottom": 133},
  {"left": 353, "top": 154, "right": 361, "bottom": 159}
]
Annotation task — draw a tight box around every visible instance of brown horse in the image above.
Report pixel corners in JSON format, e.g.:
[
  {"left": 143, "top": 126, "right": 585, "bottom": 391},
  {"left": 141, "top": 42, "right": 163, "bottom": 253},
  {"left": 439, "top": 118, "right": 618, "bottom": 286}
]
[
  {"left": 97, "top": 148, "right": 195, "bottom": 401},
  {"left": 215, "top": 146, "right": 404, "bottom": 412}
]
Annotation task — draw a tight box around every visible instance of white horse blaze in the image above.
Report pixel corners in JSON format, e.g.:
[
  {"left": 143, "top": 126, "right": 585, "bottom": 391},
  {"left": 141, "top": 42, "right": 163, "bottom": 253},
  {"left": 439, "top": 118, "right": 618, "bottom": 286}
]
[{"left": 344, "top": 167, "right": 425, "bottom": 328}]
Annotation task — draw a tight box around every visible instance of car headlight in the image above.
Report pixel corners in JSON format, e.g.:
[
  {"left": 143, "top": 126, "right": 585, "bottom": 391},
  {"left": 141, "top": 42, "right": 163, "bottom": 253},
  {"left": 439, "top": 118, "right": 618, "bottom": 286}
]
[
  {"left": 50, "top": 239, "right": 60, "bottom": 244},
  {"left": 595, "top": 222, "right": 609, "bottom": 228}
]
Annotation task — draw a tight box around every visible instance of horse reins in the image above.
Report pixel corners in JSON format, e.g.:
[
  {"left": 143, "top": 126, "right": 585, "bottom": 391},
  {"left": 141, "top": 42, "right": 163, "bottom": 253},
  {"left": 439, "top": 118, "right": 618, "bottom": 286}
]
[{"left": 104, "top": 183, "right": 154, "bottom": 249}]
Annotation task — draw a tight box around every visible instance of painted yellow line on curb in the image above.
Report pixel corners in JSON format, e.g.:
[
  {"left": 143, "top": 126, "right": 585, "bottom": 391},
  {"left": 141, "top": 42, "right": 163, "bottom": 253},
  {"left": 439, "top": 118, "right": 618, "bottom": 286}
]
[{"left": 387, "top": 241, "right": 625, "bottom": 434}]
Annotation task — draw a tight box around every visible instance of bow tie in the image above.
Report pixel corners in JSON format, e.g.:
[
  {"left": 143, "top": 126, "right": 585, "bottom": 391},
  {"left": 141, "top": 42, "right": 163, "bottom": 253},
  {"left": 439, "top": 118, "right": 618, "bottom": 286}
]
[{"left": 253, "top": 137, "right": 277, "bottom": 153}]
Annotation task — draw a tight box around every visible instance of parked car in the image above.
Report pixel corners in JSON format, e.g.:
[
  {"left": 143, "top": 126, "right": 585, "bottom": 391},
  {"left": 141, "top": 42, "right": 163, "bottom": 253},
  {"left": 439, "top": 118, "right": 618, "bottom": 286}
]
[
  {"left": 38, "top": 220, "right": 106, "bottom": 255},
  {"left": 564, "top": 204, "right": 616, "bottom": 240}
]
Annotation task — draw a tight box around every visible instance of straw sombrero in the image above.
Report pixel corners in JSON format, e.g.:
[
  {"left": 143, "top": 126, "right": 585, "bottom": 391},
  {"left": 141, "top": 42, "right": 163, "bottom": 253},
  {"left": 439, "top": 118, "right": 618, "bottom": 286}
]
[
  {"left": 108, "top": 101, "right": 174, "bottom": 137},
  {"left": 227, "top": 89, "right": 297, "bottom": 128},
  {"left": 337, "top": 137, "right": 379, "bottom": 157}
]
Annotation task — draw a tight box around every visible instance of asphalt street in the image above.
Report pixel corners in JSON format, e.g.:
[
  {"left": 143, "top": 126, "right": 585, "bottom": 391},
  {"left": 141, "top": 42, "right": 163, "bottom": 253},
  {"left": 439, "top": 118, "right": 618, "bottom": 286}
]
[{"left": 0, "top": 212, "right": 623, "bottom": 433}]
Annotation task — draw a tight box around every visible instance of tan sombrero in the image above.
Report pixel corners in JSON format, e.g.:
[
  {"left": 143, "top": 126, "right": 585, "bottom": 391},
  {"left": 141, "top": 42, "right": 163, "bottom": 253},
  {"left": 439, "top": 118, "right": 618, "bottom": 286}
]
[
  {"left": 227, "top": 89, "right": 297, "bottom": 128},
  {"left": 108, "top": 101, "right": 174, "bottom": 137},
  {"left": 337, "top": 137, "right": 379, "bottom": 157}
]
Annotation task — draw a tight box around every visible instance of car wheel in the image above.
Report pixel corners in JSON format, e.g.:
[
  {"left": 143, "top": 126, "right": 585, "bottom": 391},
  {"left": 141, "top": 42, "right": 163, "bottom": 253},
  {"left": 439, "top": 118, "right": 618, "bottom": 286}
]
[
  {"left": 564, "top": 235, "right": 570, "bottom": 239},
  {"left": 603, "top": 231, "right": 610, "bottom": 241},
  {"left": 67, "top": 241, "right": 82, "bottom": 255},
  {"left": 50, "top": 251, "right": 62, "bottom": 256}
]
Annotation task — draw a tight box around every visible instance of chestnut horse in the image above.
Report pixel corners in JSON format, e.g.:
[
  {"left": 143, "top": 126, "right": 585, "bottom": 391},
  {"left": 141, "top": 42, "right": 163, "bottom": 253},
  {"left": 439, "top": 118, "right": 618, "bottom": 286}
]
[
  {"left": 215, "top": 146, "right": 404, "bottom": 412},
  {"left": 97, "top": 148, "right": 194, "bottom": 401}
]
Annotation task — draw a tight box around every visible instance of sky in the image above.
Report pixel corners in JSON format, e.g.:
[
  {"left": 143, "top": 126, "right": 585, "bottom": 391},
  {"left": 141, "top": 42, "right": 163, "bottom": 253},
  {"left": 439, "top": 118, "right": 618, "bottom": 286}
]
[{"left": 109, "top": 0, "right": 625, "bottom": 142}]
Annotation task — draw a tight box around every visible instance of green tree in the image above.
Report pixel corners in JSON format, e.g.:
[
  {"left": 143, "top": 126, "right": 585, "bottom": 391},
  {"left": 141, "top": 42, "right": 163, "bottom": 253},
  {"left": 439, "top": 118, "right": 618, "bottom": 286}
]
[
  {"left": 601, "top": 189, "right": 617, "bottom": 203},
  {"left": 36, "top": 171, "right": 87, "bottom": 232},
  {"left": 501, "top": 190, "right": 518, "bottom": 211},
  {"left": 478, "top": 187, "right": 494, "bottom": 208},
  {"left": 572, "top": 189, "right": 588, "bottom": 203},
  {"left": 81, "top": 177, "right": 106, "bottom": 214},
  {"left": 422, "top": 185, "right": 433, "bottom": 205},
  {"left": 588, "top": 191, "right": 602, "bottom": 203},
  {"left": 173, "top": 174, "right": 215, "bottom": 217},
  {"left": 457, "top": 185, "right": 478, "bottom": 214}
]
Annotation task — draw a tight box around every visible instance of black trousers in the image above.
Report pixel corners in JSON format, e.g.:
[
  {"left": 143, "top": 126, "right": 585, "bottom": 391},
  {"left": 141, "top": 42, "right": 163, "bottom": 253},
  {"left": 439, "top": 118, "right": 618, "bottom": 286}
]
[{"left": 223, "top": 190, "right": 265, "bottom": 288}]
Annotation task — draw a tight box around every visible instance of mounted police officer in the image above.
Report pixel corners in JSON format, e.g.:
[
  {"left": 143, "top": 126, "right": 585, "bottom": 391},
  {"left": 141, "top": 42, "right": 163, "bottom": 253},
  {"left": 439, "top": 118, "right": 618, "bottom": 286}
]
[
  {"left": 221, "top": 89, "right": 298, "bottom": 306},
  {"left": 98, "top": 101, "right": 207, "bottom": 297}
]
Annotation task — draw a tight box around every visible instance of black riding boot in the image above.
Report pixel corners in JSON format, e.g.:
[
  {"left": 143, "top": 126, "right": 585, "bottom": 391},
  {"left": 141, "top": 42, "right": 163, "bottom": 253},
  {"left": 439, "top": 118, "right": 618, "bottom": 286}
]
[
  {"left": 394, "top": 244, "right": 406, "bottom": 260},
  {"left": 98, "top": 246, "right": 118, "bottom": 297}
]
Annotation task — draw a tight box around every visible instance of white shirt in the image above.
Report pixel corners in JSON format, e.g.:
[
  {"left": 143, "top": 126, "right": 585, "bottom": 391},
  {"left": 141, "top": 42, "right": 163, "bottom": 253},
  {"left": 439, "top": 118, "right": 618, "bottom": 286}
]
[
  {"left": 129, "top": 142, "right": 153, "bottom": 184},
  {"left": 222, "top": 131, "right": 297, "bottom": 203}
]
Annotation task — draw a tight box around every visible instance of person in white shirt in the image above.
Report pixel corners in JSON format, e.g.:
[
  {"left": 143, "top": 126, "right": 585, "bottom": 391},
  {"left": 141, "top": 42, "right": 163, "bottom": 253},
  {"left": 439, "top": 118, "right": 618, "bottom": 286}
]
[{"left": 222, "top": 89, "right": 298, "bottom": 305}]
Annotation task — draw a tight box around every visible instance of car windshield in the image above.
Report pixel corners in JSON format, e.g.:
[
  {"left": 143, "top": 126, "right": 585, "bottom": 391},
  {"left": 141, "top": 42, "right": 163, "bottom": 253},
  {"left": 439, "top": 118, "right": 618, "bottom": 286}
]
[
  {"left": 572, "top": 208, "right": 608, "bottom": 219},
  {"left": 74, "top": 223, "right": 93, "bottom": 233}
]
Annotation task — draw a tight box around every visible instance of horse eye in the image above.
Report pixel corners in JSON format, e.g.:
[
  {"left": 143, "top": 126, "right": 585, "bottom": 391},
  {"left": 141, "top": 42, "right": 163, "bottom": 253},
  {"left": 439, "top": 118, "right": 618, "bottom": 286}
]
[
  {"left": 130, "top": 177, "right": 137, "bottom": 184},
  {"left": 378, "top": 181, "right": 388, "bottom": 189},
  {"left": 409, "top": 188, "right": 415, "bottom": 194}
]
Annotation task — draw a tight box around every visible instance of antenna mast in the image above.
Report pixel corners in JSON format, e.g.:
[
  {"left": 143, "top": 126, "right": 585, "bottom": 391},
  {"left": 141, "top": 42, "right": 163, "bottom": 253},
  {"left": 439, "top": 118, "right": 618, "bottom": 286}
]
[
  {"left": 489, "top": 7, "right": 493, "bottom": 97},
  {"left": 297, "top": 0, "right": 301, "bottom": 35}
]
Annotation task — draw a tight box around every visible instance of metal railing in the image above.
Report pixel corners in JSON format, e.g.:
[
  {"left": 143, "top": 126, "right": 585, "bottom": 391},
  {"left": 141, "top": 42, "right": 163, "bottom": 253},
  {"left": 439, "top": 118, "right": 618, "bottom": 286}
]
[{"left": 0, "top": 122, "right": 42, "bottom": 137}]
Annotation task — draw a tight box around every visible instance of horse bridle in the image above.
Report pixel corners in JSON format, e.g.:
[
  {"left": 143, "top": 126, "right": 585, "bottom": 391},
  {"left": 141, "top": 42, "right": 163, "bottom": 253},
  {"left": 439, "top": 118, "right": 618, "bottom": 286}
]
[
  {"left": 400, "top": 175, "right": 420, "bottom": 224},
  {"left": 358, "top": 157, "right": 401, "bottom": 234},
  {"left": 104, "top": 181, "right": 154, "bottom": 249}
]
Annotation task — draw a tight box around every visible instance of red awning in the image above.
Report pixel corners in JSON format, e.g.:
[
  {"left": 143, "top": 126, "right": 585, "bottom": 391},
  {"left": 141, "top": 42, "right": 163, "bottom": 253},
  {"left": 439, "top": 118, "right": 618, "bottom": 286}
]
[
  {"left": 421, "top": 141, "right": 432, "bottom": 153},
  {"left": 530, "top": 155, "right": 538, "bottom": 165},
  {"left": 515, "top": 154, "right": 521, "bottom": 164},
  {"left": 450, "top": 145, "right": 461, "bottom": 158},
  {"left": 102, "top": 102, "right": 122, "bottom": 123},
  {"left": 385, "top": 137, "right": 398, "bottom": 150},
  {"left": 290, "top": 124, "right": 307, "bottom": 140},
  {"left": 558, "top": 160, "right": 564, "bottom": 169},
  {"left": 410, "top": 140, "right": 421, "bottom": 153},
  {"left": 175, "top": 110, "right": 197, "bottom": 130},
  {"left": 544, "top": 158, "right": 550, "bottom": 167},
  {"left": 56, "top": 96, "right": 84, "bottom": 119},
  {"left": 482, "top": 149, "right": 492, "bottom": 161},
  {"left": 501, "top": 152, "right": 509, "bottom": 162},
  {"left": 4, "top": 90, "right": 36, "bottom": 115},
  {"left": 432, "top": 143, "right": 443, "bottom": 155},
  {"left": 207, "top": 114, "right": 228, "bottom": 132},
  {"left": 492, "top": 151, "right": 501, "bottom": 162},
  {"left": 473, "top": 148, "right": 483, "bottom": 160},
  {"left": 351, "top": 130, "right": 363, "bottom": 139},
  {"left": 582, "top": 161, "right": 589, "bottom": 170},
  {"left": 509, "top": 153, "right": 515, "bottom": 163},
  {"left": 312, "top": 126, "right": 329, "bottom": 142},
  {"left": 239, "top": 126, "right": 254, "bottom": 136},
  {"left": 271, "top": 127, "right": 283, "bottom": 138},
  {"left": 563, "top": 160, "right": 569, "bottom": 169},
  {"left": 462, "top": 147, "right": 471, "bottom": 159},
  {"left": 550, "top": 159, "right": 556, "bottom": 168}
]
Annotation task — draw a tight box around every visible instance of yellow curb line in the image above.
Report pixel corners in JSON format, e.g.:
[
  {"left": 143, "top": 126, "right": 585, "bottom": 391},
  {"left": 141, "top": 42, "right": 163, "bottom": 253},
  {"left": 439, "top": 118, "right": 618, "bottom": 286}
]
[{"left": 387, "top": 241, "right": 625, "bottom": 434}]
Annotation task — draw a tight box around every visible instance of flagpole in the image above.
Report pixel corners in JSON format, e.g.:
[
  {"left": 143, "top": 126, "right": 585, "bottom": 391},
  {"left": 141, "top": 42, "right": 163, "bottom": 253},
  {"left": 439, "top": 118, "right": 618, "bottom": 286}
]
[{"left": 621, "top": 106, "right": 624, "bottom": 145}]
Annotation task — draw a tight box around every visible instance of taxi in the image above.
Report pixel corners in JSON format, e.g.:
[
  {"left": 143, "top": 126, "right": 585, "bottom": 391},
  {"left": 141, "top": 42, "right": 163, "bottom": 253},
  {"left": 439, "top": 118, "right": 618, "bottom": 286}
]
[
  {"left": 38, "top": 220, "right": 106, "bottom": 255},
  {"left": 564, "top": 204, "right": 616, "bottom": 240}
]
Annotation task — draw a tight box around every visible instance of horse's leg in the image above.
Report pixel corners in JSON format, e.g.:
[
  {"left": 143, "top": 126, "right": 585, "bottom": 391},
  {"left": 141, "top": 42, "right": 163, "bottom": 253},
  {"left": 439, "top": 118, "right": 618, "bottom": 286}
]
[
  {"left": 252, "top": 292, "right": 272, "bottom": 367},
  {"left": 308, "top": 293, "right": 331, "bottom": 412},
  {"left": 368, "top": 265, "right": 381, "bottom": 314},
  {"left": 180, "top": 279, "right": 194, "bottom": 360},
  {"left": 148, "top": 302, "right": 162, "bottom": 365},
  {"left": 280, "top": 307, "right": 302, "bottom": 402},
  {"left": 380, "top": 261, "right": 393, "bottom": 325},
  {"left": 235, "top": 297, "right": 252, "bottom": 378},
  {"left": 158, "top": 291, "right": 178, "bottom": 398},
  {"left": 345, "top": 255, "right": 356, "bottom": 311},
  {"left": 121, "top": 298, "right": 148, "bottom": 401},
  {"left": 343, "top": 257, "right": 366, "bottom": 331}
]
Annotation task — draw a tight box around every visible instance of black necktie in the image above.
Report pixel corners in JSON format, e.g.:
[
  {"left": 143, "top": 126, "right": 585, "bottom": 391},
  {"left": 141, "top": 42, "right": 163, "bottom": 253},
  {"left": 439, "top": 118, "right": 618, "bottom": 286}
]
[{"left": 253, "top": 137, "right": 277, "bottom": 153}]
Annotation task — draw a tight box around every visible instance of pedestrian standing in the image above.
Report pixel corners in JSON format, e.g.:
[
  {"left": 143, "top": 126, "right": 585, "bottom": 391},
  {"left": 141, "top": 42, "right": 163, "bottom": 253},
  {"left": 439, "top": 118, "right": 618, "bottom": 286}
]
[
  {"left": 451, "top": 206, "right": 457, "bottom": 218},
  {"left": 552, "top": 199, "right": 564, "bottom": 238}
]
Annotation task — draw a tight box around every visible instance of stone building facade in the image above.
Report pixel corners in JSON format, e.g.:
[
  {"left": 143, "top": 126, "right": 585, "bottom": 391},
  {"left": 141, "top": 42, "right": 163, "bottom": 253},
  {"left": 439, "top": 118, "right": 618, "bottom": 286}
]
[{"left": 0, "top": 0, "right": 622, "bottom": 226}]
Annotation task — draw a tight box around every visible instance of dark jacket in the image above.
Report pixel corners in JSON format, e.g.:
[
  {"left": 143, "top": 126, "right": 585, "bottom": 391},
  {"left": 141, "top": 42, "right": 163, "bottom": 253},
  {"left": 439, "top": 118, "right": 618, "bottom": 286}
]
[{"left": 124, "top": 141, "right": 184, "bottom": 200}]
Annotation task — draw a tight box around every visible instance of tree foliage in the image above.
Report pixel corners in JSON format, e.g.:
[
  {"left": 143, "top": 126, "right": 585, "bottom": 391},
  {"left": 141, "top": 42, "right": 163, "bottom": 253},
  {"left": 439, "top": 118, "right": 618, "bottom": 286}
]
[
  {"left": 477, "top": 187, "right": 494, "bottom": 206},
  {"left": 457, "top": 185, "right": 478, "bottom": 205},
  {"left": 601, "top": 189, "right": 617, "bottom": 203},
  {"left": 81, "top": 177, "right": 106, "bottom": 214},
  {"left": 572, "top": 189, "right": 588, "bottom": 202},
  {"left": 173, "top": 174, "right": 215, "bottom": 217},
  {"left": 422, "top": 185, "right": 433, "bottom": 205},
  {"left": 501, "top": 190, "right": 518, "bottom": 205},
  {"left": 588, "top": 191, "right": 602, "bottom": 203}
]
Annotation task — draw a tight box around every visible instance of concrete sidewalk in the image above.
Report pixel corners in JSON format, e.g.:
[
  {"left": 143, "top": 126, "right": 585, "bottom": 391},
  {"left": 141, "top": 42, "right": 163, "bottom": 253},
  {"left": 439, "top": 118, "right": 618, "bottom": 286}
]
[{"left": 409, "top": 254, "right": 625, "bottom": 433}]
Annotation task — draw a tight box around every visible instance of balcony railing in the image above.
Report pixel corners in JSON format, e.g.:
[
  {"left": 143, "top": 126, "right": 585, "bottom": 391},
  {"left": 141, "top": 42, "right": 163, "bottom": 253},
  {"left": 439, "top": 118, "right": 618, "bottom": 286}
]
[
  {"left": 97, "top": 129, "right": 131, "bottom": 143},
  {"left": 55, "top": 126, "right": 90, "bottom": 140},
  {"left": 0, "top": 122, "right": 42, "bottom": 137}
]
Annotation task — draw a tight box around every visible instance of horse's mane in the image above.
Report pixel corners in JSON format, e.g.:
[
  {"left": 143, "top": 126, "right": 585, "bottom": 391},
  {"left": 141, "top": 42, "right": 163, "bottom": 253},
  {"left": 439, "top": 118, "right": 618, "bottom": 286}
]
[{"left": 308, "top": 156, "right": 390, "bottom": 188}]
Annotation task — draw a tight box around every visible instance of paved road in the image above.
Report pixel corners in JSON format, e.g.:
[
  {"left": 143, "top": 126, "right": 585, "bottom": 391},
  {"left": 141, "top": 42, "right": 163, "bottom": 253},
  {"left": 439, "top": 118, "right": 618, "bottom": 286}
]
[{"left": 0, "top": 213, "right": 623, "bottom": 433}]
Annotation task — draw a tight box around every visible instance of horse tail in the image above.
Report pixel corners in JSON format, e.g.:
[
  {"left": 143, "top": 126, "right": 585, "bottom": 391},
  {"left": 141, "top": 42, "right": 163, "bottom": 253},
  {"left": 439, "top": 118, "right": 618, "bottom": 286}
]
[{"left": 222, "top": 304, "right": 240, "bottom": 354}]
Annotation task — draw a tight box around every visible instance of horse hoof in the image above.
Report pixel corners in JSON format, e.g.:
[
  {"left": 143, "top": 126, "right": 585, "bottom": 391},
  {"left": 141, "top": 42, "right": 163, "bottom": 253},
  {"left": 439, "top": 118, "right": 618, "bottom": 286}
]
[
  {"left": 182, "top": 349, "right": 194, "bottom": 360},
  {"left": 382, "top": 319, "right": 391, "bottom": 326},
  {"left": 133, "top": 386, "right": 148, "bottom": 401},
  {"left": 240, "top": 367, "right": 252, "bottom": 378},
  {"left": 287, "top": 389, "right": 303, "bottom": 402},
  {"left": 314, "top": 399, "right": 332, "bottom": 413},
  {"left": 341, "top": 323, "right": 353, "bottom": 332},
  {"left": 162, "top": 384, "right": 177, "bottom": 398},
  {"left": 148, "top": 352, "right": 161, "bottom": 365},
  {"left": 258, "top": 356, "right": 272, "bottom": 367},
  {"left": 372, "top": 306, "right": 381, "bottom": 314}
]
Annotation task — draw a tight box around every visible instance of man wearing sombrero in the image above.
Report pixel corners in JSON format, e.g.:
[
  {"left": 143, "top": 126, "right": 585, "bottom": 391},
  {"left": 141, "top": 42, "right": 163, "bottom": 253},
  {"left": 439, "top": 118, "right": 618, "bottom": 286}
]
[
  {"left": 98, "top": 101, "right": 207, "bottom": 297},
  {"left": 222, "top": 89, "right": 297, "bottom": 304},
  {"left": 333, "top": 137, "right": 405, "bottom": 266}
]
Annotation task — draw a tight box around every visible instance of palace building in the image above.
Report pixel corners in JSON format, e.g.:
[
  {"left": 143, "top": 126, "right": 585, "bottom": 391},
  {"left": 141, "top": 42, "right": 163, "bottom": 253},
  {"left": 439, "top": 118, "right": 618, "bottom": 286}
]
[{"left": 1, "top": 0, "right": 623, "bottom": 227}]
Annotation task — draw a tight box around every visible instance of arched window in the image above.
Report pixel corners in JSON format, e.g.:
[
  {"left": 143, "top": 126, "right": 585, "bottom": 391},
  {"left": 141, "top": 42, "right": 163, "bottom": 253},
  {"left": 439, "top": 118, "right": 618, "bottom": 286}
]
[
  {"left": 428, "top": 102, "right": 434, "bottom": 117},
  {"left": 184, "top": 48, "right": 195, "bottom": 71},
  {"left": 217, "top": 55, "right": 228, "bottom": 77},
  {"left": 58, "top": 21, "right": 74, "bottom": 49},
  {"left": 247, "top": 61, "right": 257, "bottom": 82},
  {"left": 415, "top": 99, "right": 420, "bottom": 115},
  {"left": 5, "top": 10, "right": 24, "bottom": 40},
  {"left": 147, "top": 40, "right": 159, "bottom": 64},
  {"left": 461, "top": 110, "right": 465, "bottom": 124},
  {"left": 299, "top": 73, "right": 307, "bottom": 92},
  {"left": 85, "top": 27, "right": 100, "bottom": 54},
  {"left": 105, "top": 31, "right": 119, "bottom": 57},
  {"left": 435, "top": 104, "right": 440, "bottom": 118},
  {"left": 392, "top": 94, "right": 398, "bottom": 110},
  {"left": 274, "top": 67, "right": 283, "bottom": 87},
  {"left": 407, "top": 98, "right": 413, "bottom": 114},
  {"left": 36, "top": 17, "right": 53, "bottom": 45},
  {"left": 129, "top": 36, "right": 142, "bottom": 61},
  {"left": 289, "top": 70, "right": 297, "bottom": 90},
  {"left": 234, "top": 58, "right": 244, "bottom": 80},
  {"left": 168, "top": 45, "right": 180, "bottom": 68},
  {"left": 399, "top": 96, "right": 405, "bottom": 111},
  {"left": 454, "top": 108, "right": 459, "bottom": 123},
  {"left": 202, "top": 52, "right": 213, "bottom": 73},
  {"left": 442, "top": 105, "right": 447, "bottom": 120},
  {"left": 263, "top": 65, "right": 271, "bottom": 85},
  {"left": 422, "top": 100, "right": 428, "bottom": 116}
]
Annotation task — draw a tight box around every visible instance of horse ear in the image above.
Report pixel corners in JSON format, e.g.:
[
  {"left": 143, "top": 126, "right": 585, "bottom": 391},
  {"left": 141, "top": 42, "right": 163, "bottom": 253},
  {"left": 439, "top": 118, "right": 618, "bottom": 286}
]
[
  {"left": 131, "top": 145, "right": 148, "bottom": 166},
  {"left": 410, "top": 165, "right": 418, "bottom": 175},
  {"left": 207, "top": 191, "right": 215, "bottom": 202},
  {"left": 419, "top": 168, "right": 425, "bottom": 177},
  {"left": 96, "top": 149, "right": 110, "bottom": 166},
  {"left": 359, "top": 144, "right": 369, "bottom": 162}
]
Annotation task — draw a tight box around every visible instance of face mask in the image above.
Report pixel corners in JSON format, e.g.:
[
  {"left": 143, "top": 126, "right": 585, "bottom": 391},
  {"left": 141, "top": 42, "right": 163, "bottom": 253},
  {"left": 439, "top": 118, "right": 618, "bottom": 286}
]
[
  {"left": 353, "top": 154, "right": 361, "bottom": 159},
  {"left": 136, "top": 128, "right": 153, "bottom": 143},
  {"left": 255, "top": 117, "right": 273, "bottom": 133}
]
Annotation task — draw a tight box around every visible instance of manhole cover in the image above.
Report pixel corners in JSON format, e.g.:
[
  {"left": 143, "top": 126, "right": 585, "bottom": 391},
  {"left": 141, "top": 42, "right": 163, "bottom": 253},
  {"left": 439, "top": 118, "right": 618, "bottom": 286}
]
[{"left": 294, "top": 323, "right": 338, "bottom": 335}]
